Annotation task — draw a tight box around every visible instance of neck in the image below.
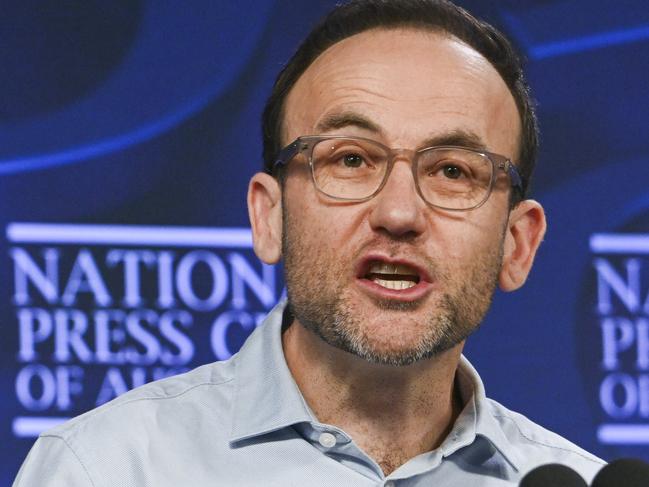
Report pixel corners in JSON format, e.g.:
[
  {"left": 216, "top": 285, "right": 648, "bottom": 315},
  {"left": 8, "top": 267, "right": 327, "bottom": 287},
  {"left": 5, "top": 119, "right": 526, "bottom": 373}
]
[{"left": 282, "top": 319, "right": 464, "bottom": 476}]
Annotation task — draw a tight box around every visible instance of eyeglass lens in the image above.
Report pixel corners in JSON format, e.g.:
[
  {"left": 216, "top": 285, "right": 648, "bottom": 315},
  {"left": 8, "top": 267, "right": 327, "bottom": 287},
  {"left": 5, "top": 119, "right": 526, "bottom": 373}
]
[{"left": 311, "top": 138, "right": 495, "bottom": 210}]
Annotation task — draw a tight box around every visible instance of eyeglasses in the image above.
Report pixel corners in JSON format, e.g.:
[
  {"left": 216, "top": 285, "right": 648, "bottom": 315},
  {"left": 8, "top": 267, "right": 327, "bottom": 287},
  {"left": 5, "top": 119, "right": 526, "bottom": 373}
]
[{"left": 273, "top": 135, "right": 523, "bottom": 211}]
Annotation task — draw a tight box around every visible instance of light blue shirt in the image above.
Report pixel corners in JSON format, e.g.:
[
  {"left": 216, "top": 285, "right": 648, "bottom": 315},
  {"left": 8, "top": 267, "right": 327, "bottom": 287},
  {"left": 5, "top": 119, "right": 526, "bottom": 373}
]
[{"left": 14, "top": 301, "right": 605, "bottom": 486}]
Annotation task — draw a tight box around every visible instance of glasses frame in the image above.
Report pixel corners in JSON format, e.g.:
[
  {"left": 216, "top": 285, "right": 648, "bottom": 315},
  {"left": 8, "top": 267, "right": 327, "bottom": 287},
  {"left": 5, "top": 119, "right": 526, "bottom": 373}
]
[{"left": 273, "top": 135, "right": 523, "bottom": 211}]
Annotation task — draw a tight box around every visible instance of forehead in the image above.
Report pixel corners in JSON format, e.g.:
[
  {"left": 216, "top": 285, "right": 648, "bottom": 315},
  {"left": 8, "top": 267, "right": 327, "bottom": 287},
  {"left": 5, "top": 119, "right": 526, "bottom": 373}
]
[{"left": 283, "top": 28, "right": 521, "bottom": 158}]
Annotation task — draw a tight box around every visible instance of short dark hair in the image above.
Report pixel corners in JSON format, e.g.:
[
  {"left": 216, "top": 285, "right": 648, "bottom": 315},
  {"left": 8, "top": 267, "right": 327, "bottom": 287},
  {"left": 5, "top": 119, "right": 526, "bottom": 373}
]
[{"left": 262, "top": 0, "right": 538, "bottom": 200}]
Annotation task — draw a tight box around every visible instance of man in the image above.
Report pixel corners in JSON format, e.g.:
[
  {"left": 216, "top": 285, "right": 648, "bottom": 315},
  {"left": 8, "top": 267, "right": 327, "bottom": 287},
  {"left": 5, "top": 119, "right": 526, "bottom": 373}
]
[{"left": 14, "top": 1, "right": 605, "bottom": 485}]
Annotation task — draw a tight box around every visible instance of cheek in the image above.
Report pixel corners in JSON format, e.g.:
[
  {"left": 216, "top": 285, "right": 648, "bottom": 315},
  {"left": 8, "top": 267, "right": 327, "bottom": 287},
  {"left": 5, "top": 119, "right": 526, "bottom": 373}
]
[
  {"left": 296, "top": 208, "right": 359, "bottom": 259},
  {"left": 437, "top": 210, "right": 506, "bottom": 264},
  {"left": 285, "top": 175, "right": 368, "bottom": 248},
  {"left": 283, "top": 194, "right": 344, "bottom": 265}
]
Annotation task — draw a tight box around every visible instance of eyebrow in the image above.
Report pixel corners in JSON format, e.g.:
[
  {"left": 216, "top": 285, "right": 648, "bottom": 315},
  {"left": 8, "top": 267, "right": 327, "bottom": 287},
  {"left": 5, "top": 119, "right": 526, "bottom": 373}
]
[
  {"left": 315, "top": 111, "right": 382, "bottom": 134},
  {"left": 314, "top": 110, "right": 489, "bottom": 152},
  {"left": 420, "top": 130, "right": 488, "bottom": 152}
]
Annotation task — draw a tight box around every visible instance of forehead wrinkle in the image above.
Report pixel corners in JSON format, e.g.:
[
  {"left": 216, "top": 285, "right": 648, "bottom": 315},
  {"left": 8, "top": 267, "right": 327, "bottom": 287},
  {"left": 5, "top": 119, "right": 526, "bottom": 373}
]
[{"left": 313, "top": 68, "right": 489, "bottom": 105}]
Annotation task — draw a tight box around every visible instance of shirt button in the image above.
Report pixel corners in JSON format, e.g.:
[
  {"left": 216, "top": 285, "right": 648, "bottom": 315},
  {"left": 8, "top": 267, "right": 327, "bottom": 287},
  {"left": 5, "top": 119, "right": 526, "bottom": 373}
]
[
  {"left": 318, "top": 432, "right": 337, "bottom": 448},
  {"left": 385, "top": 481, "right": 396, "bottom": 487}
]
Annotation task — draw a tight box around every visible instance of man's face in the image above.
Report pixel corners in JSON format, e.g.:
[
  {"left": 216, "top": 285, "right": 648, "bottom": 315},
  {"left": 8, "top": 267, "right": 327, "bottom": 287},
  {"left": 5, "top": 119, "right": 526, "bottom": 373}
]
[{"left": 278, "top": 28, "right": 522, "bottom": 365}]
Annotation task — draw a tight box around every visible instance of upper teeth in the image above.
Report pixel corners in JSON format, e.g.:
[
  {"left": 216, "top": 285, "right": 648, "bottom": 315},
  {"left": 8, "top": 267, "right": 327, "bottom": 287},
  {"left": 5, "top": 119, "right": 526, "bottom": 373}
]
[{"left": 368, "top": 262, "right": 418, "bottom": 275}]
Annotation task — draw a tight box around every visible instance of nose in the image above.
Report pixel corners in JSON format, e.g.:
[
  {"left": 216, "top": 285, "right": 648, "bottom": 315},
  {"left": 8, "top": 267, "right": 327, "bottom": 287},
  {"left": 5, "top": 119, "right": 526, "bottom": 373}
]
[{"left": 367, "top": 159, "right": 427, "bottom": 238}]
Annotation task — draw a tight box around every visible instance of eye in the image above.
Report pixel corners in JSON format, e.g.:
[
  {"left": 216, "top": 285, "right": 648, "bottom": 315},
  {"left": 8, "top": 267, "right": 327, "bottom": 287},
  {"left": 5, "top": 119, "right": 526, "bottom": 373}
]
[
  {"left": 442, "top": 164, "right": 463, "bottom": 179},
  {"left": 342, "top": 153, "right": 365, "bottom": 168}
]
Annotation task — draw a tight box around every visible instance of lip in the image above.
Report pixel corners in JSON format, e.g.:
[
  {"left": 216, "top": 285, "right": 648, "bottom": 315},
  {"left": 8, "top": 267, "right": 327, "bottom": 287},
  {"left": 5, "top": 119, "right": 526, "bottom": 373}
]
[{"left": 354, "top": 253, "right": 434, "bottom": 302}]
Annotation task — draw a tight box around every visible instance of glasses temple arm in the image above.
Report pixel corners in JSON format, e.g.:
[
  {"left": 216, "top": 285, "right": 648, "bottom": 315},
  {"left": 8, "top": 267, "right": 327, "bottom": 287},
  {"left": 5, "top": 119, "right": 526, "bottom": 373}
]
[
  {"left": 505, "top": 162, "right": 524, "bottom": 195},
  {"left": 273, "top": 141, "right": 302, "bottom": 170}
]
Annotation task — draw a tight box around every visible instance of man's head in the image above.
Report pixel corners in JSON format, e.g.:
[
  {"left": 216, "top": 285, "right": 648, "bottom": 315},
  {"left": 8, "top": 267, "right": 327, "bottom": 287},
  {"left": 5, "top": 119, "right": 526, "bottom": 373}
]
[
  {"left": 248, "top": 0, "right": 546, "bottom": 366},
  {"left": 262, "top": 0, "right": 538, "bottom": 202}
]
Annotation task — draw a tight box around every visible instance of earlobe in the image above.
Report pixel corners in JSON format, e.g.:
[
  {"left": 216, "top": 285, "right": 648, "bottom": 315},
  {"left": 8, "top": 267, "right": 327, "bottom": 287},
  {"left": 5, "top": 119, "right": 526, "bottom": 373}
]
[
  {"left": 247, "top": 172, "right": 283, "bottom": 264},
  {"left": 499, "top": 200, "right": 547, "bottom": 291}
]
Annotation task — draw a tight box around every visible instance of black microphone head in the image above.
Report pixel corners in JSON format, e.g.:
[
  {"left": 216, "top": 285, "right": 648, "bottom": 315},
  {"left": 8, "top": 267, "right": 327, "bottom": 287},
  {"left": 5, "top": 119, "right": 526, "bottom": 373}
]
[
  {"left": 519, "top": 463, "right": 587, "bottom": 487},
  {"left": 591, "top": 458, "right": 649, "bottom": 487}
]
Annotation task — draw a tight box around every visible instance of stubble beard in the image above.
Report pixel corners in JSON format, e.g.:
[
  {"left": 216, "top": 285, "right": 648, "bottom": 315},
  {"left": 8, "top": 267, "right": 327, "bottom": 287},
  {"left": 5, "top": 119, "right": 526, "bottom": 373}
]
[{"left": 282, "top": 208, "right": 505, "bottom": 367}]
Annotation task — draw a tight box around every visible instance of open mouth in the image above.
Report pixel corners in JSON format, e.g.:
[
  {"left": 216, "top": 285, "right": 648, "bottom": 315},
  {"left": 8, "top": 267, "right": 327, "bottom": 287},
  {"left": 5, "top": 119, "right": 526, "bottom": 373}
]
[{"left": 363, "top": 260, "right": 421, "bottom": 290}]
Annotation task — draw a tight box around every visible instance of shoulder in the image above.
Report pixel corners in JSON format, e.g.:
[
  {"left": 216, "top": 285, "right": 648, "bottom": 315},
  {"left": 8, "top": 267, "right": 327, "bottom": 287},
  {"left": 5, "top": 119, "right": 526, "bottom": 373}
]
[
  {"left": 15, "top": 359, "right": 237, "bottom": 485},
  {"left": 14, "top": 359, "right": 238, "bottom": 486},
  {"left": 485, "top": 398, "right": 606, "bottom": 481},
  {"left": 49, "top": 359, "right": 235, "bottom": 443}
]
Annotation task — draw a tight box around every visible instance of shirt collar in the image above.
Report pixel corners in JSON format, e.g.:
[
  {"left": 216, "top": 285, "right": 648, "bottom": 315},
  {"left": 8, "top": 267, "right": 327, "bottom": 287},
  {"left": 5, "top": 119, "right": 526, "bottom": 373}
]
[
  {"left": 230, "top": 299, "right": 524, "bottom": 472},
  {"left": 453, "top": 355, "right": 525, "bottom": 471},
  {"left": 229, "top": 299, "right": 314, "bottom": 443}
]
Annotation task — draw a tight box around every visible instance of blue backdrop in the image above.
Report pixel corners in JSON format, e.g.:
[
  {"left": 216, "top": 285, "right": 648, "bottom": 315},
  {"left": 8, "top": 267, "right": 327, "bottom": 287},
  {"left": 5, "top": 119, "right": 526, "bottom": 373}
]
[{"left": 3, "top": 1, "right": 649, "bottom": 483}]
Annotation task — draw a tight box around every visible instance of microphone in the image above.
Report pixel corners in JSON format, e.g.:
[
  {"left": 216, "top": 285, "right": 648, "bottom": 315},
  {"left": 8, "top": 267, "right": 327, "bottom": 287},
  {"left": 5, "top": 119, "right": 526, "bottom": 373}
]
[
  {"left": 591, "top": 458, "right": 649, "bottom": 487},
  {"left": 519, "top": 463, "right": 587, "bottom": 487}
]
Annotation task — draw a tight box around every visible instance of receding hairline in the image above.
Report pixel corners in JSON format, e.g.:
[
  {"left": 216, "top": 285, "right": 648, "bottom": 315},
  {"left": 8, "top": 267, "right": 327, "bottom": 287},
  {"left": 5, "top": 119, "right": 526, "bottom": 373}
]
[{"left": 279, "top": 26, "right": 523, "bottom": 161}]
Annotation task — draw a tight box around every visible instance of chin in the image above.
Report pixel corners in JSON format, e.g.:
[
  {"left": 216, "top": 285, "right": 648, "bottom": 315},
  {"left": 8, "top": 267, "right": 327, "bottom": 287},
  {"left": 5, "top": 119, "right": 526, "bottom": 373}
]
[{"left": 339, "top": 324, "right": 450, "bottom": 366}]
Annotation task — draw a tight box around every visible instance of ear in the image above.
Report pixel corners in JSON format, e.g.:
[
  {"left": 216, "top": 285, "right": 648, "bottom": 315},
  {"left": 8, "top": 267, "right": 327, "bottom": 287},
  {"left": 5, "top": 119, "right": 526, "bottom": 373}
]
[
  {"left": 499, "top": 199, "right": 547, "bottom": 291},
  {"left": 247, "top": 172, "right": 283, "bottom": 264}
]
